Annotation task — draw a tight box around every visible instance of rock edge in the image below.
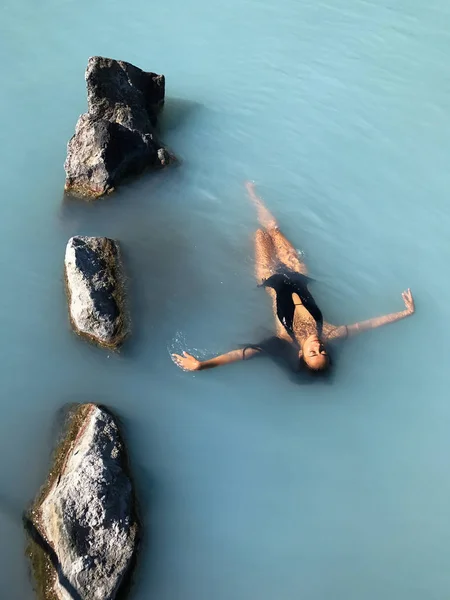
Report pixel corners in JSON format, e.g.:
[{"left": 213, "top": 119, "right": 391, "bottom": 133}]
[
  {"left": 64, "top": 56, "right": 174, "bottom": 198},
  {"left": 26, "top": 403, "right": 139, "bottom": 600},
  {"left": 64, "top": 235, "right": 128, "bottom": 349}
]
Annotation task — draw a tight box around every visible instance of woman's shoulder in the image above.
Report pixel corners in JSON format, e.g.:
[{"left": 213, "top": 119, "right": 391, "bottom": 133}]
[{"left": 323, "top": 323, "right": 348, "bottom": 341}]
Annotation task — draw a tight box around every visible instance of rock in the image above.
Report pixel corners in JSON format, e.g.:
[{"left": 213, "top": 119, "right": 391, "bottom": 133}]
[
  {"left": 26, "top": 403, "right": 139, "bottom": 600},
  {"left": 65, "top": 236, "right": 128, "bottom": 349},
  {"left": 64, "top": 56, "right": 174, "bottom": 198}
]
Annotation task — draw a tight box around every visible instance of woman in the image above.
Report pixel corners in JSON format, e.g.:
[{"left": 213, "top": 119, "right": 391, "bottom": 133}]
[{"left": 173, "top": 182, "right": 415, "bottom": 374}]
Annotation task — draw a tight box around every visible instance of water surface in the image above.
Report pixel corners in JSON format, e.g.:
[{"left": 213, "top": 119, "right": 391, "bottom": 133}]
[{"left": 1, "top": 0, "right": 450, "bottom": 598}]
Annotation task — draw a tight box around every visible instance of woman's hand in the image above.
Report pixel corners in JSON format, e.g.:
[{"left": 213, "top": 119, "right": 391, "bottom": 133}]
[
  {"left": 402, "top": 288, "right": 415, "bottom": 315},
  {"left": 172, "top": 351, "right": 202, "bottom": 371}
]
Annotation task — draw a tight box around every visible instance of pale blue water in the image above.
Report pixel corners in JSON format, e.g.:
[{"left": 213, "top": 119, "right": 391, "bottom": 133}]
[{"left": 1, "top": 0, "right": 450, "bottom": 598}]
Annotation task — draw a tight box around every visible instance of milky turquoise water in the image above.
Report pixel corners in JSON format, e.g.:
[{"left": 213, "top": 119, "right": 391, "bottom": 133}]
[{"left": 1, "top": 0, "right": 450, "bottom": 598}]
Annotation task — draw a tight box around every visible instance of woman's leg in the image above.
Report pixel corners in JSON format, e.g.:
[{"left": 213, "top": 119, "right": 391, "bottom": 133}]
[
  {"left": 246, "top": 182, "right": 308, "bottom": 275},
  {"left": 254, "top": 228, "right": 290, "bottom": 339},
  {"left": 254, "top": 228, "right": 276, "bottom": 285},
  {"left": 269, "top": 228, "right": 308, "bottom": 275}
]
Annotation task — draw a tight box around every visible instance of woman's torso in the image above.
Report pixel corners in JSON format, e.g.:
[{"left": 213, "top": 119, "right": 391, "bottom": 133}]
[{"left": 260, "top": 269, "right": 323, "bottom": 342}]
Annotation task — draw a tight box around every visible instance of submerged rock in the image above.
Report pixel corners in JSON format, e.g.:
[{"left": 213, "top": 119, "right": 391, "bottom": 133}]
[
  {"left": 65, "top": 236, "right": 128, "bottom": 348},
  {"left": 64, "top": 56, "right": 174, "bottom": 198},
  {"left": 26, "top": 403, "right": 139, "bottom": 600}
]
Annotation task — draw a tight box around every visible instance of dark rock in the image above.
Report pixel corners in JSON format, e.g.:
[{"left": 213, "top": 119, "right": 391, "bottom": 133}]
[
  {"left": 64, "top": 56, "right": 174, "bottom": 198},
  {"left": 26, "top": 404, "right": 139, "bottom": 600},
  {"left": 65, "top": 236, "right": 128, "bottom": 348}
]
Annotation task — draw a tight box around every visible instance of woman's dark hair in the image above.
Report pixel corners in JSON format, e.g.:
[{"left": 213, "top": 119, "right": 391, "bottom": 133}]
[
  {"left": 242, "top": 336, "right": 334, "bottom": 385},
  {"left": 297, "top": 351, "right": 332, "bottom": 382}
]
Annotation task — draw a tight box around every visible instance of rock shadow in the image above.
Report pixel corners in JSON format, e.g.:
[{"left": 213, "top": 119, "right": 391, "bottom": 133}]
[
  {"left": 157, "top": 97, "right": 202, "bottom": 134},
  {"left": 110, "top": 410, "right": 162, "bottom": 599},
  {"left": 23, "top": 515, "right": 83, "bottom": 600}
]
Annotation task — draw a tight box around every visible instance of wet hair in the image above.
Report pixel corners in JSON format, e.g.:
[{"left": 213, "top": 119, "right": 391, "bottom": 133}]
[
  {"left": 298, "top": 352, "right": 331, "bottom": 381},
  {"left": 242, "top": 337, "right": 334, "bottom": 385}
]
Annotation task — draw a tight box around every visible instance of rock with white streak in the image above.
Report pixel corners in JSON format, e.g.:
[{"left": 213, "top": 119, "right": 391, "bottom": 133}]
[
  {"left": 65, "top": 236, "right": 128, "bottom": 348},
  {"left": 26, "top": 403, "right": 139, "bottom": 600}
]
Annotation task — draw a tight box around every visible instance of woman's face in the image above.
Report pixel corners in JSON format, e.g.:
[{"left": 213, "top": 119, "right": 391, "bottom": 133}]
[{"left": 301, "top": 335, "right": 328, "bottom": 370}]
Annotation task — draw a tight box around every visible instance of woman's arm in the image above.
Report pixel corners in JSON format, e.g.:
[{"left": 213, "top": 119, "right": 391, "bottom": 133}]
[
  {"left": 172, "top": 347, "right": 261, "bottom": 371},
  {"left": 324, "top": 289, "right": 415, "bottom": 341},
  {"left": 346, "top": 288, "right": 415, "bottom": 337}
]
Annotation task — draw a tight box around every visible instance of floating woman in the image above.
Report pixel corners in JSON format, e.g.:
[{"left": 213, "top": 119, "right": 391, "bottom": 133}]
[{"left": 173, "top": 182, "right": 415, "bottom": 376}]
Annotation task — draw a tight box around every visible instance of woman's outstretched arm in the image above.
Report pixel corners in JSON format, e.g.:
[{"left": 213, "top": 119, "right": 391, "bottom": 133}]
[
  {"left": 346, "top": 288, "right": 415, "bottom": 337},
  {"left": 324, "top": 289, "right": 415, "bottom": 341},
  {"left": 172, "top": 347, "right": 261, "bottom": 371}
]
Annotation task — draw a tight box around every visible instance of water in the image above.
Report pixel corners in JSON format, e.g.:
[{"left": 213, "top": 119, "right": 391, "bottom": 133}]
[{"left": 1, "top": 0, "right": 450, "bottom": 598}]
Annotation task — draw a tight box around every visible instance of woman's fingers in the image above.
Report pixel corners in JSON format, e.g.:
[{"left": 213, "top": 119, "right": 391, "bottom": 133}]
[
  {"left": 172, "top": 351, "right": 199, "bottom": 371},
  {"left": 401, "top": 288, "right": 414, "bottom": 314}
]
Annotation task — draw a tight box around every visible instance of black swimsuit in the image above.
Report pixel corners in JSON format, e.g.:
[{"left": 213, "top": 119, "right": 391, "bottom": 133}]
[
  {"left": 242, "top": 268, "right": 324, "bottom": 373},
  {"left": 259, "top": 268, "right": 323, "bottom": 339}
]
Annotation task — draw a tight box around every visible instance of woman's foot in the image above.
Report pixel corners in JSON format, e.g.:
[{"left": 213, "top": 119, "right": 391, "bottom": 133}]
[{"left": 245, "top": 181, "right": 278, "bottom": 231}]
